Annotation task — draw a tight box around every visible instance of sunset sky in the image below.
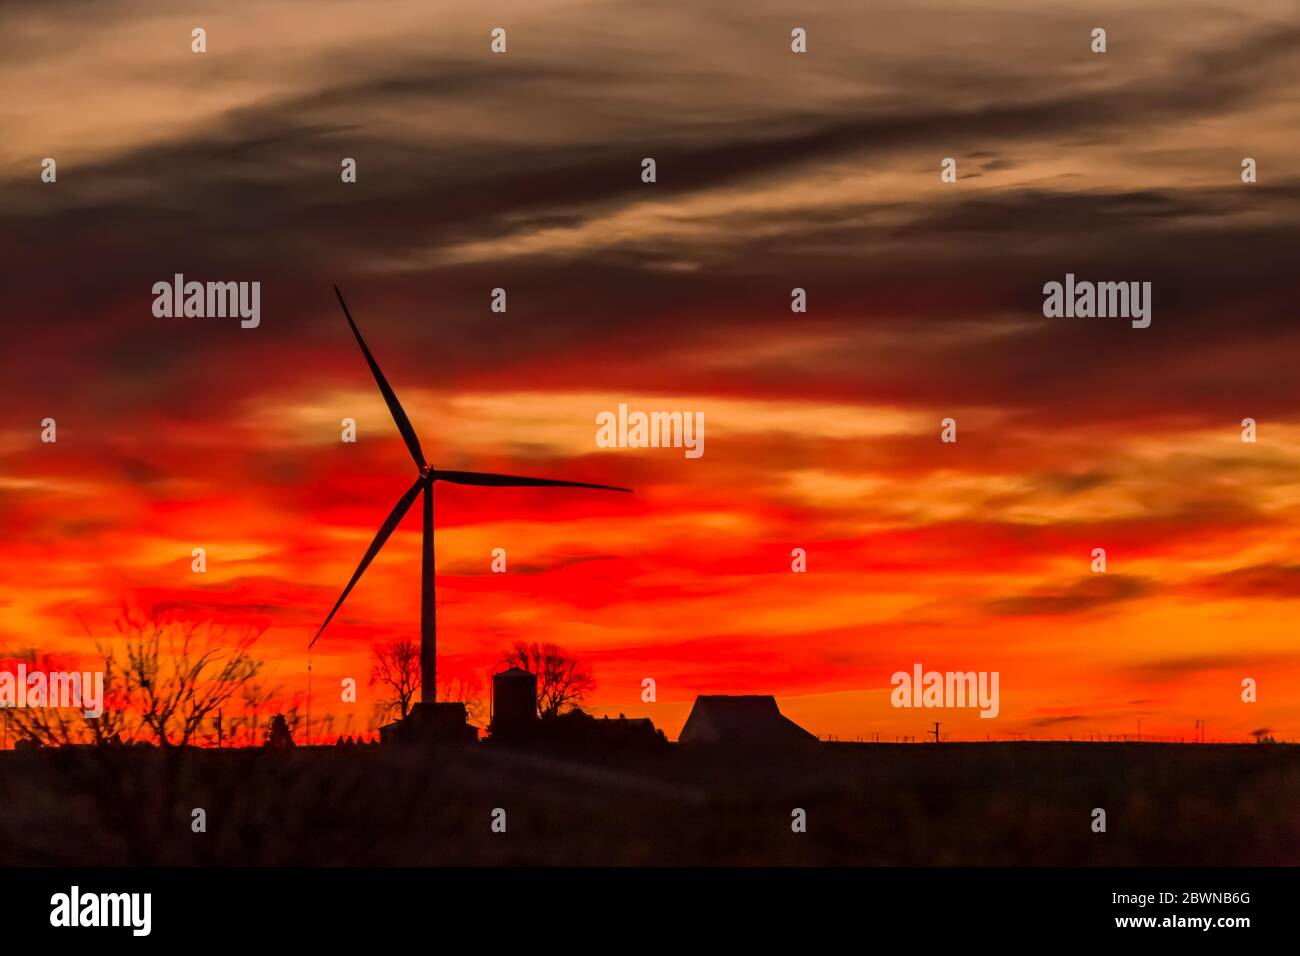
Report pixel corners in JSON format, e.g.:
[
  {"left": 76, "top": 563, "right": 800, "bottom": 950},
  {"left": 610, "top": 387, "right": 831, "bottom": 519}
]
[{"left": 2, "top": 0, "right": 1298, "bottom": 743}]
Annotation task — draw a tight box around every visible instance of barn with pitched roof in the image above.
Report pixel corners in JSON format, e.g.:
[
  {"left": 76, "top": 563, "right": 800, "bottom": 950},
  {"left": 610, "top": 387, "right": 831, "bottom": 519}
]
[{"left": 678, "top": 695, "right": 817, "bottom": 747}]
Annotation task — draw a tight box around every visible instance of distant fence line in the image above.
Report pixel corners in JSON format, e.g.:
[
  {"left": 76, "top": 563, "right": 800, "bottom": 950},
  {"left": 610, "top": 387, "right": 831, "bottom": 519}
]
[{"left": 817, "top": 733, "right": 1291, "bottom": 744}]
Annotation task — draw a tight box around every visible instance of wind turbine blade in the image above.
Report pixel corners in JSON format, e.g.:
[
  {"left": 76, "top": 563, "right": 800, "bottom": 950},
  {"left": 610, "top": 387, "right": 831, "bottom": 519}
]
[
  {"left": 310, "top": 476, "right": 425, "bottom": 648},
  {"left": 333, "top": 286, "right": 427, "bottom": 470},
  {"left": 435, "top": 470, "right": 632, "bottom": 493}
]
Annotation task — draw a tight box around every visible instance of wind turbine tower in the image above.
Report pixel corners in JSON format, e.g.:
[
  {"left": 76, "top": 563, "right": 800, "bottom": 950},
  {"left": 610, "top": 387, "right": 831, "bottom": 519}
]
[{"left": 310, "top": 287, "right": 632, "bottom": 739}]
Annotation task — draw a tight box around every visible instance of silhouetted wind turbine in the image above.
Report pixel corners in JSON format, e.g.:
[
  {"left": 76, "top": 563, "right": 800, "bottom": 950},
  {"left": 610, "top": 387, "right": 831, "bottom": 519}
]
[{"left": 310, "top": 286, "right": 631, "bottom": 706}]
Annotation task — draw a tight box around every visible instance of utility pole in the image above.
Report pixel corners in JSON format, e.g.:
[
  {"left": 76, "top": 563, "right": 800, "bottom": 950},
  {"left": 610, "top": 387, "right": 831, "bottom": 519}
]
[
  {"left": 931, "top": 721, "right": 941, "bottom": 743},
  {"left": 306, "top": 655, "right": 312, "bottom": 747}
]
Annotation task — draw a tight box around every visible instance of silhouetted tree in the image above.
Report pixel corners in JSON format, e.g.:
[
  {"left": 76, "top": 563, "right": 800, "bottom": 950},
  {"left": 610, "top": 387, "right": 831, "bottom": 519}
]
[
  {"left": 117, "top": 607, "right": 265, "bottom": 749},
  {"left": 5, "top": 605, "right": 267, "bottom": 749},
  {"left": 438, "top": 673, "right": 486, "bottom": 724},
  {"left": 500, "top": 642, "right": 595, "bottom": 717},
  {"left": 233, "top": 671, "right": 277, "bottom": 747},
  {"left": 4, "top": 646, "right": 131, "bottom": 748},
  {"left": 370, "top": 638, "right": 420, "bottom": 721},
  {"left": 264, "top": 714, "right": 295, "bottom": 750}
]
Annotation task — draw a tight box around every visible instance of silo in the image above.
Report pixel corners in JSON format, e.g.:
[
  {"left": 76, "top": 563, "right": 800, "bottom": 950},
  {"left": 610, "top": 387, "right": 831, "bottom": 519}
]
[{"left": 491, "top": 667, "right": 538, "bottom": 737}]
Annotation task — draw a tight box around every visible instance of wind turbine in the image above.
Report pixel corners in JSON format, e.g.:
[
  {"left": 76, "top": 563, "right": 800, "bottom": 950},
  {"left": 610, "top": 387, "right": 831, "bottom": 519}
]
[{"left": 310, "top": 286, "right": 631, "bottom": 709}]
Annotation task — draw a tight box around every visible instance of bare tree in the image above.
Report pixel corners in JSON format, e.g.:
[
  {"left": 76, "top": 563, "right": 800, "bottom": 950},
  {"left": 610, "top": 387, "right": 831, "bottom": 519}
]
[
  {"left": 500, "top": 642, "right": 595, "bottom": 717},
  {"left": 5, "top": 646, "right": 133, "bottom": 748},
  {"left": 233, "top": 671, "right": 277, "bottom": 747},
  {"left": 438, "top": 674, "right": 486, "bottom": 725},
  {"left": 117, "top": 607, "right": 265, "bottom": 749},
  {"left": 6, "top": 606, "right": 267, "bottom": 750},
  {"left": 370, "top": 638, "right": 420, "bottom": 721}
]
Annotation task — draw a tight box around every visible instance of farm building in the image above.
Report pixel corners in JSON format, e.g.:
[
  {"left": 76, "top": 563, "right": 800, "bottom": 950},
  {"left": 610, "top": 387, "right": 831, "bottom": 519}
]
[{"left": 678, "top": 695, "right": 817, "bottom": 748}]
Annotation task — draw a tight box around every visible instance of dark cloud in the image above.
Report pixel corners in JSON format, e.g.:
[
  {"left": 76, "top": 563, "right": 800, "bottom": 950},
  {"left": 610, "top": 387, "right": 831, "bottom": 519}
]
[
  {"left": 0, "top": 7, "right": 1295, "bottom": 433},
  {"left": 1029, "top": 714, "right": 1086, "bottom": 727},
  {"left": 985, "top": 574, "right": 1152, "bottom": 618},
  {"left": 1128, "top": 653, "right": 1244, "bottom": 681},
  {"left": 1189, "top": 564, "right": 1300, "bottom": 600}
]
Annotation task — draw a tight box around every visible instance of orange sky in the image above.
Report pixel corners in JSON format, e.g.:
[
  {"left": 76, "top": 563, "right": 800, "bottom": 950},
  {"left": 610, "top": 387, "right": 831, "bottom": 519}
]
[{"left": 1, "top": 0, "right": 1298, "bottom": 743}]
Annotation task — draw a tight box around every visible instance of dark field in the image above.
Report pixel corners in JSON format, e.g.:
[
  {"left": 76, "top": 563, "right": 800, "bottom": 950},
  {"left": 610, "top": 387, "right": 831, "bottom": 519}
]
[{"left": 2, "top": 743, "right": 1297, "bottom": 866}]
